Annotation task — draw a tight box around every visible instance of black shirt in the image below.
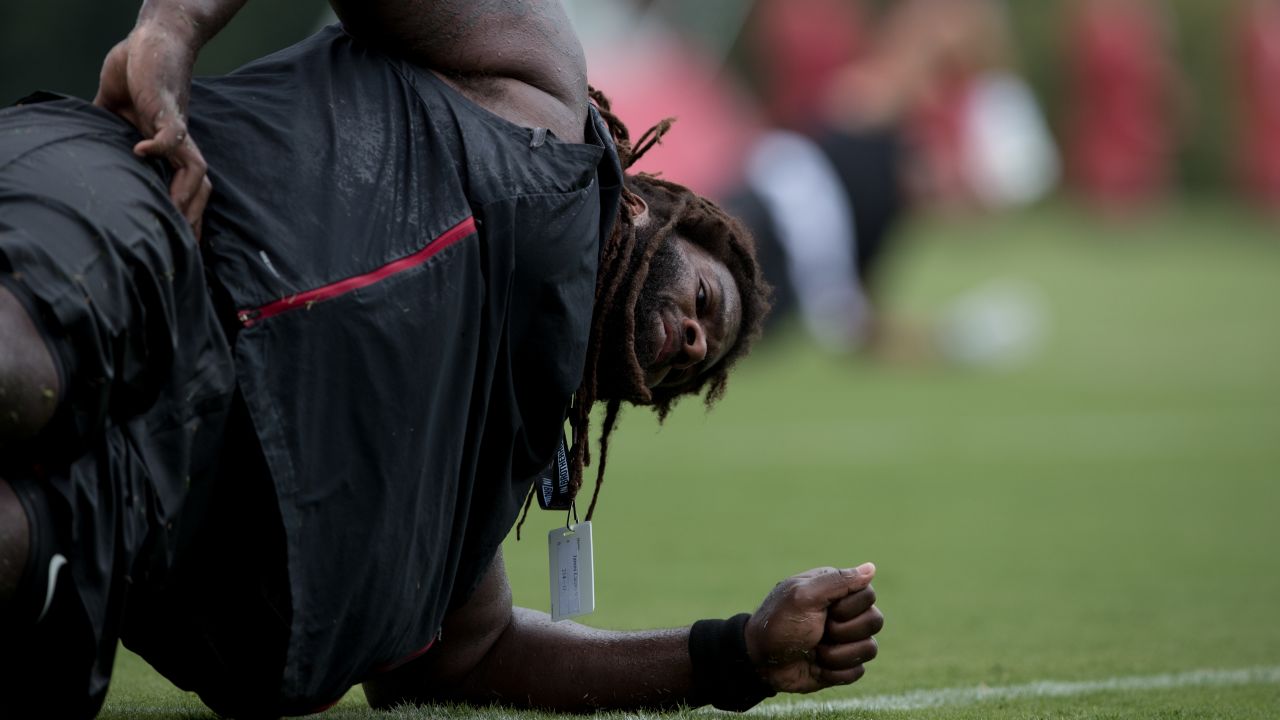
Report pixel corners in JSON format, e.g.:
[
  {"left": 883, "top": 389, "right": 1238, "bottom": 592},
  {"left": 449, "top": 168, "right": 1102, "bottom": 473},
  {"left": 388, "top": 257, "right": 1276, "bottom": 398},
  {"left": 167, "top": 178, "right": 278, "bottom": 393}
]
[{"left": 125, "top": 26, "right": 622, "bottom": 712}]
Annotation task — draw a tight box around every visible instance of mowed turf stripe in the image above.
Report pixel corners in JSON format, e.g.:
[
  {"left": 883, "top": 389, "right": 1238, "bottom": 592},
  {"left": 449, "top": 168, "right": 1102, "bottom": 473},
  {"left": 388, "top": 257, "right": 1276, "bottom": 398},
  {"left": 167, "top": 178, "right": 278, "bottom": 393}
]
[{"left": 753, "top": 666, "right": 1280, "bottom": 714}]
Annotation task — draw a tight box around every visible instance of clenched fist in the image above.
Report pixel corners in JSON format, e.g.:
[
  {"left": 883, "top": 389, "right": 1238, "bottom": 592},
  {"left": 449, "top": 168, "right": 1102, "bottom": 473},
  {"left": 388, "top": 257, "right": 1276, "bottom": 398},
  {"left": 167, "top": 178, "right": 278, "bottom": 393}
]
[{"left": 745, "top": 563, "right": 884, "bottom": 693}]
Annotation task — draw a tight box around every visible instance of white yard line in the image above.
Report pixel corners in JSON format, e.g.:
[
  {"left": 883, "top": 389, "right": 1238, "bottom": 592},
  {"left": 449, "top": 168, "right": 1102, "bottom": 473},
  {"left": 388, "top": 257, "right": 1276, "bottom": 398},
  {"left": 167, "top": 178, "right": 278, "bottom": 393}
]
[{"left": 750, "top": 665, "right": 1280, "bottom": 715}]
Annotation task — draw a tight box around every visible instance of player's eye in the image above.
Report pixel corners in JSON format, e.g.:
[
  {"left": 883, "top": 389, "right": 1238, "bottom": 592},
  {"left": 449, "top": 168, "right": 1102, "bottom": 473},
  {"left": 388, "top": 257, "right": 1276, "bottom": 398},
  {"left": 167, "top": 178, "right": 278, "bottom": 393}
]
[{"left": 696, "top": 280, "right": 708, "bottom": 314}]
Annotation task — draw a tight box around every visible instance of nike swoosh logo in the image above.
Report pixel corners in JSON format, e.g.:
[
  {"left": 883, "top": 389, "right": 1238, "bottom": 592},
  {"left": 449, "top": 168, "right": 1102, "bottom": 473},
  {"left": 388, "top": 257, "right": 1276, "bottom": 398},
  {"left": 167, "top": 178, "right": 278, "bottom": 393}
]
[{"left": 36, "top": 553, "right": 66, "bottom": 623}]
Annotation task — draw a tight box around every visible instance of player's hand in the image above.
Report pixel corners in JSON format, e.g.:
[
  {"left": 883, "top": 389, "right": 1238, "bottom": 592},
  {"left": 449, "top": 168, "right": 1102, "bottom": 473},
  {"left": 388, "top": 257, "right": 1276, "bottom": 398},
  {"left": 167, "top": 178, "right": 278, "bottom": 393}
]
[
  {"left": 94, "top": 21, "right": 211, "bottom": 237},
  {"left": 745, "top": 563, "right": 883, "bottom": 693}
]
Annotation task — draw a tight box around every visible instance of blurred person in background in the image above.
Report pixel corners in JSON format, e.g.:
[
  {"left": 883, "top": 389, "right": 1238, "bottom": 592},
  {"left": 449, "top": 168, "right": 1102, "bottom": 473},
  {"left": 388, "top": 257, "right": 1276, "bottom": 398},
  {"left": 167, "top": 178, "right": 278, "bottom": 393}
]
[
  {"left": 732, "top": 0, "right": 1054, "bottom": 358},
  {"left": 900, "top": 0, "right": 1058, "bottom": 211},
  {"left": 1233, "top": 0, "right": 1280, "bottom": 214},
  {"left": 1062, "top": 0, "right": 1185, "bottom": 212},
  {"left": 727, "top": 0, "right": 869, "bottom": 351}
]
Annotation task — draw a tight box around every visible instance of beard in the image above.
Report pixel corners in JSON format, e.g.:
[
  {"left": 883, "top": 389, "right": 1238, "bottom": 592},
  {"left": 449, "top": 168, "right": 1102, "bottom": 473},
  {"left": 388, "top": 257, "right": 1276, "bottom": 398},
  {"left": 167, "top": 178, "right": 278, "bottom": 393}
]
[
  {"left": 631, "top": 235, "right": 683, "bottom": 370},
  {"left": 594, "top": 234, "right": 683, "bottom": 402}
]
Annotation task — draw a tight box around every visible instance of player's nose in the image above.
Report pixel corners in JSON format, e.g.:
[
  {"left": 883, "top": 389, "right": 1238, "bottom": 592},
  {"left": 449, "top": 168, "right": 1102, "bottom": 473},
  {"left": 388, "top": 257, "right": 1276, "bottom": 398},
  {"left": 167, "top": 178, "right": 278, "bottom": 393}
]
[{"left": 673, "top": 316, "right": 707, "bottom": 368}]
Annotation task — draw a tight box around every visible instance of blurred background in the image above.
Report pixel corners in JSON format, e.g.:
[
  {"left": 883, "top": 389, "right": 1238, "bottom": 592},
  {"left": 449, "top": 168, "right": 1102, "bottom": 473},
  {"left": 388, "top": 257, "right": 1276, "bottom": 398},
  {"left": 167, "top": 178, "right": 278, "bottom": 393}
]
[{"left": 3, "top": 1, "right": 1277, "bottom": 715}]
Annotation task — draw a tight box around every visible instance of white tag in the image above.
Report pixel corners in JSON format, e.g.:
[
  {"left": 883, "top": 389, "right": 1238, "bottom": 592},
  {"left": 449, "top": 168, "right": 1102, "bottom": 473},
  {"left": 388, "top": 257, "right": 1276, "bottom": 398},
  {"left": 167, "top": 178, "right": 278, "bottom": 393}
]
[{"left": 547, "top": 521, "right": 595, "bottom": 621}]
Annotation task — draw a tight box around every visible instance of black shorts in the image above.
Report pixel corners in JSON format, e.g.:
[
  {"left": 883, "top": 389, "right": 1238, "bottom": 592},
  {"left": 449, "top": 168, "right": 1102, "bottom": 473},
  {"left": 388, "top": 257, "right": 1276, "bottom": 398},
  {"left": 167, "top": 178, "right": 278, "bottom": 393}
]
[
  {"left": 816, "top": 126, "right": 906, "bottom": 289},
  {"left": 0, "top": 95, "right": 235, "bottom": 718}
]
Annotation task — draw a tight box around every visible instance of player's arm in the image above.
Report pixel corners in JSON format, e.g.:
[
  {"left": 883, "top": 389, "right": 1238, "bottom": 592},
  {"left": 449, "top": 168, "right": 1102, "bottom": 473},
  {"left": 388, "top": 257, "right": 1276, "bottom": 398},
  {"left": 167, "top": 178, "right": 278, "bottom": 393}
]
[
  {"left": 362, "top": 549, "right": 884, "bottom": 712},
  {"left": 95, "top": 0, "right": 250, "bottom": 234},
  {"left": 327, "top": 0, "right": 588, "bottom": 141}
]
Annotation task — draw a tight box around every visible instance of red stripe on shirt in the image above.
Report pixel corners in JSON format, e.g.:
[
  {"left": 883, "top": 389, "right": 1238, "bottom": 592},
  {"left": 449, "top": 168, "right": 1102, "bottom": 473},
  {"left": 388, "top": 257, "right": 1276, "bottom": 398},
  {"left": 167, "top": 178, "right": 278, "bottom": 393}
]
[{"left": 238, "top": 216, "right": 477, "bottom": 327}]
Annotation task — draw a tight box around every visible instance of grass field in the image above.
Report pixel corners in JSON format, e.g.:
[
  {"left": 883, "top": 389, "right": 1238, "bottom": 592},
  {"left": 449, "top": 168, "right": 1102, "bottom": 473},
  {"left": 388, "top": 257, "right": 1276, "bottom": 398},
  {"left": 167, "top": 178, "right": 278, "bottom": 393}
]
[{"left": 101, "top": 202, "right": 1280, "bottom": 719}]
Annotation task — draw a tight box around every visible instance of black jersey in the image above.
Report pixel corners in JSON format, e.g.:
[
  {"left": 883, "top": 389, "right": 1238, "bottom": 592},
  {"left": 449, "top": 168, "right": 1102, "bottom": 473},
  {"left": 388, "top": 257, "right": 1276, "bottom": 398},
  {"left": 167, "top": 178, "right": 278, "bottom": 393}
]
[{"left": 120, "top": 26, "right": 622, "bottom": 712}]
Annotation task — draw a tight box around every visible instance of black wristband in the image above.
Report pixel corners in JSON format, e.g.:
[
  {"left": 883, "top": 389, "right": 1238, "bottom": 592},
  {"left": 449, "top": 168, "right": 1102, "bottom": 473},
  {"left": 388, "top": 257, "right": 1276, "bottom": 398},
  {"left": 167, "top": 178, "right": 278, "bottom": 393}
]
[{"left": 688, "top": 613, "right": 777, "bottom": 712}]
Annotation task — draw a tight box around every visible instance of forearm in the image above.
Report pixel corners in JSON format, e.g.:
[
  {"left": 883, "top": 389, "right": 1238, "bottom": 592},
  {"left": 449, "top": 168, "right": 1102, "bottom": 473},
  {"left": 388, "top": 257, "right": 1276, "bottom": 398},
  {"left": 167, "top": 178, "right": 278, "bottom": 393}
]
[
  {"left": 136, "top": 0, "right": 249, "bottom": 47},
  {"left": 370, "top": 606, "right": 697, "bottom": 712},
  {"left": 457, "top": 607, "right": 695, "bottom": 711}
]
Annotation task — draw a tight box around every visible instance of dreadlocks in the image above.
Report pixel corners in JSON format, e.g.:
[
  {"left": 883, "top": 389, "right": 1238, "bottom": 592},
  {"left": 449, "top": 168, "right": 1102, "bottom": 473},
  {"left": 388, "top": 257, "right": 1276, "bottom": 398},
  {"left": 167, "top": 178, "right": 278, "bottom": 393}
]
[{"left": 517, "top": 88, "right": 771, "bottom": 535}]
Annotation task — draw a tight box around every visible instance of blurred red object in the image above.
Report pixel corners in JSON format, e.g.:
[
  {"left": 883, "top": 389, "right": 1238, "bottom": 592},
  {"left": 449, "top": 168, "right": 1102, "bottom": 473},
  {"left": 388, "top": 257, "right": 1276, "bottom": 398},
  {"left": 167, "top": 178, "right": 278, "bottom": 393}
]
[
  {"left": 1063, "top": 0, "right": 1181, "bottom": 210},
  {"left": 908, "top": 68, "right": 978, "bottom": 207},
  {"left": 1235, "top": 0, "right": 1280, "bottom": 210},
  {"left": 747, "top": 0, "right": 869, "bottom": 133}
]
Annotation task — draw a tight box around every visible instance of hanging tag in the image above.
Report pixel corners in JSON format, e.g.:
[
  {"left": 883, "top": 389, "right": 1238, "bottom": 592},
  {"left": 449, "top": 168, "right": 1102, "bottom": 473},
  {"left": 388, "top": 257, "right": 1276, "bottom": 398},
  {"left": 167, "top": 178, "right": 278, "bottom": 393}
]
[
  {"left": 536, "top": 432, "right": 573, "bottom": 511},
  {"left": 547, "top": 521, "right": 595, "bottom": 621}
]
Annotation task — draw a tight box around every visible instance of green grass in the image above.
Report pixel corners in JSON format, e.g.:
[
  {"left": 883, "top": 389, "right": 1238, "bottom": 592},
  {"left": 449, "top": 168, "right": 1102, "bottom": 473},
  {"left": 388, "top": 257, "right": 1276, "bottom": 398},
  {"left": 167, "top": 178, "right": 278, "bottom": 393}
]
[{"left": 100, "top": 202, "right": 1280, "bottom": 719}]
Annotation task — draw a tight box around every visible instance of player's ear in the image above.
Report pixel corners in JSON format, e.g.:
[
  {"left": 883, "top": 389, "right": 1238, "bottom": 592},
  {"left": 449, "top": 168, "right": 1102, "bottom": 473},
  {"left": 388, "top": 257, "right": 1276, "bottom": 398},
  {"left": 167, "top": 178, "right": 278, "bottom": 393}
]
[{"left": 625, "top": 192, "right": 650, "bottom": 229}]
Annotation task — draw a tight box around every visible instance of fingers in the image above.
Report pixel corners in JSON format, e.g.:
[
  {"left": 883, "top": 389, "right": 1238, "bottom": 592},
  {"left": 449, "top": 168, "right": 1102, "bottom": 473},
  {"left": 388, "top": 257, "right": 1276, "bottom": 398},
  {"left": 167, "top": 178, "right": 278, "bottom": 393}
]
[
  {"left": 828, "top": 585, "right": 876, "bottom": 623},
  {"left": 135, "top": 116, "right": 186, "bottom": 157},
  {"left": 816, "top": 663, "right": 866, "bottom": 688},
  {"left": 170, "top": 139, "right": 211, "bottom": 230},
  {"left": 139, "top": 130, "right": 210, "bottom": 233},
  {"left": 92, "top": 27, "right": 208, "bottom": 235},
  {"left": 815, "top": 636, "right": 878, "bottom": 670},
  {"left": 179, "top": 174, "right": 212, "bottom": 241},
  {"left": 126, "top": 94, "right": 209, "bottom": 233},
  {"left": 788, "top": 563, "right": 875, "bottom": 610},
  {"left": 191, "top": 177, "right": 212, "bottom": 240},
  {"left": 825, "top": 603, "right": 884, "bottom": 645}
]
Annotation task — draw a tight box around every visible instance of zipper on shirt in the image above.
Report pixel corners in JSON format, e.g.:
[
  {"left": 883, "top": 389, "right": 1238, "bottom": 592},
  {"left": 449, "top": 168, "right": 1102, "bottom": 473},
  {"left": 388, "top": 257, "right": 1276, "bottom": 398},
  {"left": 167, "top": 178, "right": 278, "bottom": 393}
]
[{"left": 237, "top": 216, "right": 477, "bottom": 328}]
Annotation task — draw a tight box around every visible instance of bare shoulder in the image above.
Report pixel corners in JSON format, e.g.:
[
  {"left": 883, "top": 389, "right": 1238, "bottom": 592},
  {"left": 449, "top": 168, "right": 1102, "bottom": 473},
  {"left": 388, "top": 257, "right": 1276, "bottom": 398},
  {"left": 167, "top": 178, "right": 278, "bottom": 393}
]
[{"left": 332, "top": 0, "right": 588, "bottom": 142}]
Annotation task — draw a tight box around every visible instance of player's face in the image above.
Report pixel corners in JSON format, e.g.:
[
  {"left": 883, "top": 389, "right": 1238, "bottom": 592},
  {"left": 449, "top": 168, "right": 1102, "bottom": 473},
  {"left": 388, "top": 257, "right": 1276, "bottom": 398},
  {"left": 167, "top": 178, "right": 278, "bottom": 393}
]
[{"left": 634, "top": 235, "right": 742, "bottom": 390}]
